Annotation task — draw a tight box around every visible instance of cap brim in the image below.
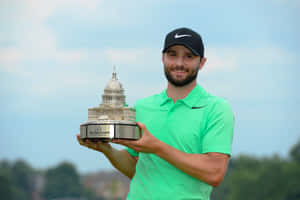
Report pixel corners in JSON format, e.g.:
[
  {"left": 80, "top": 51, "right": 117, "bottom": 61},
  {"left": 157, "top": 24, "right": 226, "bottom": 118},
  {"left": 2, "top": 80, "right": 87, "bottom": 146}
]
[{"left": 162, "top": 42, "right": 200, "bottom": 56}]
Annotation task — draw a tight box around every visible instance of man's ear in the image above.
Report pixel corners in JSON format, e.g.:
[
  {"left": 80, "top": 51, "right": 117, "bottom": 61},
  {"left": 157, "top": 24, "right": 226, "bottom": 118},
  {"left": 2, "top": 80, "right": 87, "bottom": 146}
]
[{"left": 199, "top": 57, "right": 207, "bottom": 70}]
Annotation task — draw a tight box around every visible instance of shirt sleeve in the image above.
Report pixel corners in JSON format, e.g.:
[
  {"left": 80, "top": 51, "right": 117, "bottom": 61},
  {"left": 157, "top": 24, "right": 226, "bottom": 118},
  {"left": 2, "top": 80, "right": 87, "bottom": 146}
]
[
  {"left": 126, "top": 147, "right": 139, "bottom": 157},
  {"left": 201, "top": 98, "right": 234, "bottom": 155}
]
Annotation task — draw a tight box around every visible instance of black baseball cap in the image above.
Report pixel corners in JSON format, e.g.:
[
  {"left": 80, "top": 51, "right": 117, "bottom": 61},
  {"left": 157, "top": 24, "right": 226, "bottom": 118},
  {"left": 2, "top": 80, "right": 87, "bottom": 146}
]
[{"left": 162, "top": 27, "right": 204, "bottom": 57}]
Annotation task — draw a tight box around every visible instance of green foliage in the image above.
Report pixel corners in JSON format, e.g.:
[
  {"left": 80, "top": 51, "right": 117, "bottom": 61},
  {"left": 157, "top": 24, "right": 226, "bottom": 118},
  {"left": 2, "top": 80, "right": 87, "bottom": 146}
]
[
  {"left": 283, "top": 161, "right": 300, "bottom": 199},
  {"left": 0, "top": 174, "right": 13, "bottom": 200},
  {"left": 0, "top": 159, "right": 34, "bottom": 200},
  {"left": 42, "top": 161, "right": 83, "bottom": 199},
  {"left": 12, "top": 160, "right": 34, "bottom": 193},
  {"left": 1, "top": 139, "right": 300, "bottom": 200},
  {"left": 290, "top": 138, "right": 300, "bottom": 163},
  {"left": 212, "top": 154, "right": 300, "bottom": 200},
  {"left": 0, "top": 160, "right": 99, "bottom": 200}
]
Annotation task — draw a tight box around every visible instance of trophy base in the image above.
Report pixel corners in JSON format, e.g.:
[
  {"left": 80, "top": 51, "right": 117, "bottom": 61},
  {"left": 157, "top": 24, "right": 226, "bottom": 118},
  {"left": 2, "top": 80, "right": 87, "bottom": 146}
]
[{"left": 80, "top": 120, "right": 139, "bottom": 141}]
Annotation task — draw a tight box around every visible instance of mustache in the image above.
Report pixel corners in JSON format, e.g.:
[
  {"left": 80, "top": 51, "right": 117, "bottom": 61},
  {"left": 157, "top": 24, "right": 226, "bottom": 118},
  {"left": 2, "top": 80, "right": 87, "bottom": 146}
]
[{"left": 169, "top": 65, "right": 188, "bottom": 71}]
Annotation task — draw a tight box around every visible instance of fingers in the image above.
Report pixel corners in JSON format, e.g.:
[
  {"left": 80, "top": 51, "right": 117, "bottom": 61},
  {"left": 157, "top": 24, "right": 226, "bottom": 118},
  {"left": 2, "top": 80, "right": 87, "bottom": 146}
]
[
  {"left": 112, "top": 139, "right": 135, "bottom": 148},
  {"left": 113, "top": 139, "right": 140, "bottom": 152},
  {"left": 77, "top": 134, "right": 85, "bottom": 145},
  {"left": 76, "top": 134, "right": 113, "bottom": 153},
  {"left": 136, "top": 122, "right": 146, "bottom": 130},
  {"left": 76, "top": 134, "right": 97, "bottom": 149},
  {"left": 136, "top": 122, "right": 148, "bottom": 137},
  {"left": 112, "top": 139, "right": 131, "bottom": 146}
]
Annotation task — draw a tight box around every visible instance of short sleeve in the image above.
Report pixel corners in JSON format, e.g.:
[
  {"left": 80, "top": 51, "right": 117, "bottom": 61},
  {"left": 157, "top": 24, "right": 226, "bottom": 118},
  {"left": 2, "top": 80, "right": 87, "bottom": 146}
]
[
  {"left": 126, "top": 147, "right": 139, "bottom": 157},
  {"left": 202, "top": 98, "right": 234, "bottom": 155}
]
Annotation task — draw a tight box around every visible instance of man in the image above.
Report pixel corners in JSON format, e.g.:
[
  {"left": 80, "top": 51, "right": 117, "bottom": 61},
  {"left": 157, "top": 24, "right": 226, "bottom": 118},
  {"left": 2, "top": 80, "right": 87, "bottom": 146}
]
[{"left": 77, "top": 27, "right": 234, "bottom": 200}]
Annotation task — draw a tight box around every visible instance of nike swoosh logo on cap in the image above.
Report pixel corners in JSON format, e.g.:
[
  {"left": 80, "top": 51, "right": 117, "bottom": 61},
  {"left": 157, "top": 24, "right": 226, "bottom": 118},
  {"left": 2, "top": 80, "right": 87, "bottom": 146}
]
[{"left": 174, "top": 33, "right": 192, "bottom": 39}]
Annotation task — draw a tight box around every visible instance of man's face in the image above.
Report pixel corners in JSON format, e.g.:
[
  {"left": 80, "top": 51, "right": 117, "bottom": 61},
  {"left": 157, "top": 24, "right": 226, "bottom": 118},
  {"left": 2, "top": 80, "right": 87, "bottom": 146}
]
[{"left": 163, "top": 45, "right": 202, "bottom": 87}]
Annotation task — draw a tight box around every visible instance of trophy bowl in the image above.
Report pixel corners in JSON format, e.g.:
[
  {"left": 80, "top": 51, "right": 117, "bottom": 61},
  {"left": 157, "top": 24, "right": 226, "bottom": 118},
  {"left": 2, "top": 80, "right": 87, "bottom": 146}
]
[{"left": 80, "top": 120, "right": 140, "bottom": 142}]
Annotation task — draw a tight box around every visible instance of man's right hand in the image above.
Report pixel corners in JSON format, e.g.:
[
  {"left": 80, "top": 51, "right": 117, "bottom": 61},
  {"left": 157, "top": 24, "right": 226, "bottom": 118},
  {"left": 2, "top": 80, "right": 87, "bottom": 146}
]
[
  {"left": 76, "top": 134, "right": 137, "bottom": 179},
  {"left": 76, "top": 134, "right": 112, "bottom": 154}
]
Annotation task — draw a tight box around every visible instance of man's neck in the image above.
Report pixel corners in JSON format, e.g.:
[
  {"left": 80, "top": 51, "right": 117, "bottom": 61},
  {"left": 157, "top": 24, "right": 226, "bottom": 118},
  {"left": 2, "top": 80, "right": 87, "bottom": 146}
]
[{"left": 166, "top": 81, "right": 197, "bottom": 103}]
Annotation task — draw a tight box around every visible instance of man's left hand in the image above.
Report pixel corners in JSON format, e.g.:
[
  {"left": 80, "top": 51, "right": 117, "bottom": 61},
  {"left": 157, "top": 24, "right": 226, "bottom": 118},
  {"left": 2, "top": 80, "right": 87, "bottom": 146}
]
[{"left": 112, "top": 122, "right": 162, "bottom": 153}]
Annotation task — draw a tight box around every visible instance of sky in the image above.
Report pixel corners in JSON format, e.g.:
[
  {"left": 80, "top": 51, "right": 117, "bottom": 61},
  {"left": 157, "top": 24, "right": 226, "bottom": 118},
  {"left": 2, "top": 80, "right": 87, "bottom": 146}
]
[{"left": 0, "top": 0, "right": 299, "bottom": 173}]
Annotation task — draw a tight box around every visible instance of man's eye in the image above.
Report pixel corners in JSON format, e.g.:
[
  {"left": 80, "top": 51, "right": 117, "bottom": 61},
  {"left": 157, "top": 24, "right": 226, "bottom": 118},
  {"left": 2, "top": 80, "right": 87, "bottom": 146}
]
[{"left": 168, "top": 53, "right": 176, "bottom": 56}]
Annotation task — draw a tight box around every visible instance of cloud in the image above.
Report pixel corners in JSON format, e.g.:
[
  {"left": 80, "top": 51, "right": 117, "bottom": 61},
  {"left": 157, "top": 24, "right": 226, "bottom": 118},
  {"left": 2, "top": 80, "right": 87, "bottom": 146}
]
[
  {"left": 16, "top": 0, "right": 147, "bottom": 26},
  {"left": 0, "top": 0, "right": 297, "bottom": 104},
  {"left": 27, "top": 70, "right": 103, "bottom": 98},
  {"left": 0, "top": 0, "right": 96, "bottom": 77},
  {"left": 236, "top": 46, "right": 296, "bottom": 65},
  {"left": 0, "top": 0, "right": 157, "bottom": 75},
  {"left": 25, "top": 0, "right": 102, "bottom": 21},
  {"left": 105, "top": 49, "right": 146, "bottom": 64},
  {"left": 203, "top": 47, "right": 239, "bottom": 73},
  {"left": 200, "top": 45, "right": 298, "bottom": 103},
  {"left": 202, "top": 45, "right": 296, "bottom": 74},
  {"left": 1, "top": 44, "right": 296, "bottom": 101},
  {"left": 104, "top": 48, "right": 161, "bottom": 67}
]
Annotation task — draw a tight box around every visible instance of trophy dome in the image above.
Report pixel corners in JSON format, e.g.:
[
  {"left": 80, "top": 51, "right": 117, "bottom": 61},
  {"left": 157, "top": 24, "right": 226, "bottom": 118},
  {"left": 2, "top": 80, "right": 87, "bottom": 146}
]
[
  {"left": 101, "top": 67, "right": 126, "bottom": 107},
  {"left": 104, "top": 72, "right": 124, "bottom": 91}
]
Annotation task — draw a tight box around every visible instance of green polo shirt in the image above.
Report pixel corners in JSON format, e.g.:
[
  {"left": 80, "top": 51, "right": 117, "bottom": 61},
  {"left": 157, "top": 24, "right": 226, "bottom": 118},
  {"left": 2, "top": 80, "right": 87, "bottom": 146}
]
[{"left": 126, "top": 84, "right": 234, "bottom": 200}]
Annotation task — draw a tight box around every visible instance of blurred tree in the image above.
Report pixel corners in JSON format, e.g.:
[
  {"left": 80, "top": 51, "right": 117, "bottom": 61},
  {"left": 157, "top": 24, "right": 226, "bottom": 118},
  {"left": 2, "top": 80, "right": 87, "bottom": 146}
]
[
  {"left": 0, "top": 174, "right": 13, "bottom": 200},
  {"left": 284, "top": 160, "right": 300, "bottom": 199},
  {"left": 12, "top": 160, "right": 34, "bottom": 194},
  {"left": 290, "top": 138, "right": 300, "bottom": 163},
  {"left": 212, "top": 155, "right": 262, "bottom": 200},
  {"left": 42, "top": 161, "right": 82, "bottom": 199},
  {"left": 254, "top": 156, "right": 287, "bottom": 200},
  {"left": 212, "top": 150, "right": 300, "bottom": 200},
  {"left": 0, "top": 160, "right": 33, "bottom": 200},
  {"left": 2, "top": 137, "right": 298, "bottom": 200}
]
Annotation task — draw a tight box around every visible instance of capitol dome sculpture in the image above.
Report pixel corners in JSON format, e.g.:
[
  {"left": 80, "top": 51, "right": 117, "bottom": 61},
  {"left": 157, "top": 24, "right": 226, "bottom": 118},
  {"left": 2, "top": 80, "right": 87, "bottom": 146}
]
[
  {"left": 102, "top": 69, "right": 125, "bottom": 107},
  {"left": 87, "top": 67, "right": 135, "bottom": 122}
]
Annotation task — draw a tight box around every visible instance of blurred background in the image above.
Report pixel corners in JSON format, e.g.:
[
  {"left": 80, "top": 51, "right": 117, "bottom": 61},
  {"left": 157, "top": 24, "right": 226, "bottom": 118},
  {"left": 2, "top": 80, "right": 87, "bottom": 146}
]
[{"left": 0, "top": 0, "right": 299, "bottom": 199}]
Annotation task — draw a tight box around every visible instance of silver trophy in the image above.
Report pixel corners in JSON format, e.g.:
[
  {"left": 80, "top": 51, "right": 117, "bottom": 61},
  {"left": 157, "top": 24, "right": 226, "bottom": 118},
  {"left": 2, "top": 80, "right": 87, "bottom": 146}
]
[{"left": 80, "top": 68, "right": 140, "bottom": 141}]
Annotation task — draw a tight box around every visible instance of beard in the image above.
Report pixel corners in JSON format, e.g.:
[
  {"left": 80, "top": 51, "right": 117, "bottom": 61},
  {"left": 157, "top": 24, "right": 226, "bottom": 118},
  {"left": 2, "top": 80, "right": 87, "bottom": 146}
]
[{"left": 164, "top": 64, "right": 199, "bottom": 87}]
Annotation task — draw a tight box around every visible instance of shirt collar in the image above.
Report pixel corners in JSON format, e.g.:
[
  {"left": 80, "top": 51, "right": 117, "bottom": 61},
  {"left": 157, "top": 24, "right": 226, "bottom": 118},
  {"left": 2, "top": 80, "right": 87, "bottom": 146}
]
[
  {"left": 159, "top": 84, "right": 208, "bottom": 108},
  {"left": 159, "top": 89, "right": 171, "bottom": 106}
]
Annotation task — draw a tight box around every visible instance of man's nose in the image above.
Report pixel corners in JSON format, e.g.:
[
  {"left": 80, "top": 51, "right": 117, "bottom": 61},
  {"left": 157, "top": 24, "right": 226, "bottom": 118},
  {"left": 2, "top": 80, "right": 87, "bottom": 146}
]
[{"left": 174, "top": 57, "right": 184, "bottom": 66}]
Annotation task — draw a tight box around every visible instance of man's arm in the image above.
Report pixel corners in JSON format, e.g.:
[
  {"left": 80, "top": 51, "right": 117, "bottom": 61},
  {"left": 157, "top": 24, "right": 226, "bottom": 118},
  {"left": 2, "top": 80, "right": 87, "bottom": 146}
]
[
  {"left": 76, "top": 135, "right": 137, "bottom": 179},
  {"left": 155, "top": 144, "right": 229, "bottom": 187},
  {"left": 113, "top": 123, "right": 229, "bottom": 187}
]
